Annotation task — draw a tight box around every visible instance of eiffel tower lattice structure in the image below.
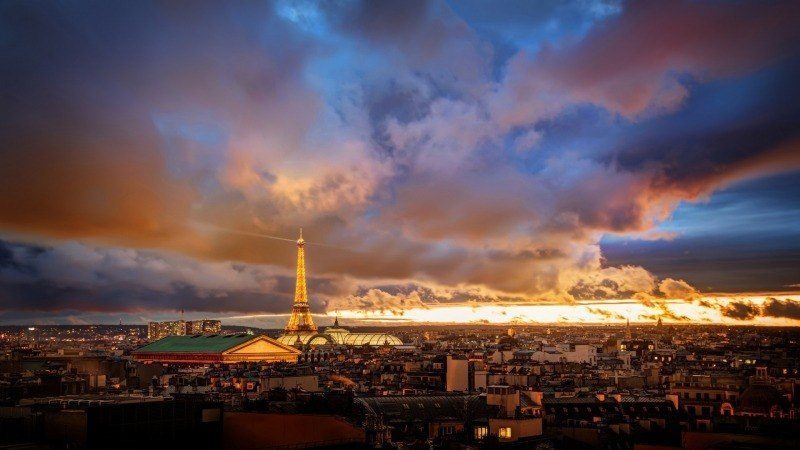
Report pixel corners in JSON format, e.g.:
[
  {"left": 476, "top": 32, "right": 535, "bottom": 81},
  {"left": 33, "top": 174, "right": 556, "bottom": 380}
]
[{"left": 284, "top": 229, "right": 318, "bottom": 332}]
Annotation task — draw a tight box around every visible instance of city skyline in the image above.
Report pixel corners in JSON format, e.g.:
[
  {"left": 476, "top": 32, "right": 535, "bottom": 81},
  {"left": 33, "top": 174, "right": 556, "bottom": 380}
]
[{"left": 2, "top": 1, "right": 800, "bottom": 326}]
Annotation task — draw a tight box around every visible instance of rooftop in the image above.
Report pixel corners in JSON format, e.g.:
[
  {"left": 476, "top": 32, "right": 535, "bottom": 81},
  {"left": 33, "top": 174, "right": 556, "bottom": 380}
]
[{"left": 133, "top": 334, "right": 255, "bottom": 354}]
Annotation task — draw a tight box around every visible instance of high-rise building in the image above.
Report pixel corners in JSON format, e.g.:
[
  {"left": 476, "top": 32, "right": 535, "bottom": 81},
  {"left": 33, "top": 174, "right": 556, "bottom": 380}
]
[
  {"left": 147, "top": 319, "right": 222, "bottom": 340},
  {"left": 187, "top": 319, "right": 222, "bottom": 335},
  {"left": 284, "top": 229, "right": 317, "bottom": 332},
  {"left": 147, "top": 320, "right": 187, "bottom": 341}
]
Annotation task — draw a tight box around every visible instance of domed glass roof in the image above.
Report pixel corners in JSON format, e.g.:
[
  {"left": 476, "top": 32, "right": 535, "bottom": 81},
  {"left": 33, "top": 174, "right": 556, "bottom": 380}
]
[
  {"left": 277, "top": 331, "right": 402, "bottom": 347},
  {"left": 342, "top": 333, "right": 403, "bottom": 346},
  {"left": 276, "top": 332, "right": 316, "bottom": 346},
  {"left": 308, "top": 335, "right": 332, "bottom": 346}
]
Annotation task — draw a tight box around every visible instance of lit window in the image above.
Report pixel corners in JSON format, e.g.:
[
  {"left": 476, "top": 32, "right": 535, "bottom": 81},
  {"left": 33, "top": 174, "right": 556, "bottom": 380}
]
[
  {"left": 475, "top": 426, "right": 488, "bottom": 439},
  {"left": 498, "top": 427, "right": 512, "bottom": 439}
]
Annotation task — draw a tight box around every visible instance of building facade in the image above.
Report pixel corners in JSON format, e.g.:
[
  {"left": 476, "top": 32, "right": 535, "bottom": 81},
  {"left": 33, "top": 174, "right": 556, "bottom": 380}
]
[
  {"left": 133, "top": 334, "right": 301, "bottom": 364},
  {"left": 147, "top": 319, "right": 222, "bottom": 340}
]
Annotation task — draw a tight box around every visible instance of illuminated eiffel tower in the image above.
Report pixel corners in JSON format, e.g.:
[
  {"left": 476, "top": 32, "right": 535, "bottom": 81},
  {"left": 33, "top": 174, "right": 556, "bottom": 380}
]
[{"left": 284, "top": 228, "right": 318, "bottom": 332}]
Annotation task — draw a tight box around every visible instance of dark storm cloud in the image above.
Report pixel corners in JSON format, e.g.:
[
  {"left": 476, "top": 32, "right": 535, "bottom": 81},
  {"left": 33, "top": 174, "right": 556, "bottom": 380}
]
[
  {"left": 501, "top": 0, "right": 800, "bottom": 118},
  {"left": 720, "top": 301, "right": 760, "bottom": 321},
  {"left": 602, "top": 171, "right": 800, "bottom": 292},
  {"left": 604, "top": 69, "right": 800, "bottom": 204},
  {"left": 328, "top": 0, "right": 434, "bottom": 41},
  {"left": 0, "top": 239, "right": 341, "bottom": 315},
  {"left": 692, "top": 297, "right": 800, "bottom": 322},
  {"left": 762, "top": 298, "right": 800, "bottom": 320}
]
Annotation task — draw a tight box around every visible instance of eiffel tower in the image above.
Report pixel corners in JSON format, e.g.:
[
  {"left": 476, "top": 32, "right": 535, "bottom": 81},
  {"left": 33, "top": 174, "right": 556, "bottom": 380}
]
[{"left": 284, "top": 228, "right": 318, "bottom": 332}]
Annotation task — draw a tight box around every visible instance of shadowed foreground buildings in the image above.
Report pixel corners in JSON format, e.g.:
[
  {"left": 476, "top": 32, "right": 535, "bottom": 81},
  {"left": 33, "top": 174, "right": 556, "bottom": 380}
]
[
  {"left": 3, "top": 394, "right": 222, "bottom": 449},
  {"left": 2, "top": 323, "right": 800, "bottom": 449},
  {"left": 223, "top": 412, "right": 365, "bottom": 450}
]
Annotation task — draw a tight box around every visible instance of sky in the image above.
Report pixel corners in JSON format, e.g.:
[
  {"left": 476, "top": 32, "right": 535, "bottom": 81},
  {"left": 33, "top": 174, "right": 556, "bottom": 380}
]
[{"left": 1, "top": 0, "right": 800, "bottom": 327}]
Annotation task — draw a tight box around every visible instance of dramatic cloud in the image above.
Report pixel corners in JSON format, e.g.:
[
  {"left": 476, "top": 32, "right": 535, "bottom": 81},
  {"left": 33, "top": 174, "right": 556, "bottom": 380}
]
[
  {"left": 497, "top": 0, "right": 800, "bottom": 119},
  {"left": 720, "top": 301, "right": 761, "bottom": 321},
  {"left": 586, "top": 307, "right": 627, "bottom": 321},
  {"left": 1, "top": 1, "right": 800, "bottom": 322},
  {"left": 658, "top": 279, "right": 699, "bottom": 300},
  {"left": 762, "top": 298, "right": 800, "bottom": 320},
  {"left": 0, "top": 239, "right": 340, "bottom": 315}
]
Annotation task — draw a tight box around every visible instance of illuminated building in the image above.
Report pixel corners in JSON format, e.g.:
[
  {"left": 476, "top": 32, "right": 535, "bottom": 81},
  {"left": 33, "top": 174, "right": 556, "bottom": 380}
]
[
  {"left": 284, "top": 229, "right": 317, "bottom": 333},
  {"left": 133, "top": 334, "right": 301, "bottom": 364},
  {"left": 147, "top": 320, "right": 187, "bottom": 340},
  {"left": 147, "top": 319, "right": 222, "bottom": 340},
  {"left": 278, "top": 230, "right": 402, "bottom": 347},
  {"left": 276, "top": 321, "right": 403, "bottom": 347},
  {"left": 187, "top": 319, "right": 222, "bottom": 335}
]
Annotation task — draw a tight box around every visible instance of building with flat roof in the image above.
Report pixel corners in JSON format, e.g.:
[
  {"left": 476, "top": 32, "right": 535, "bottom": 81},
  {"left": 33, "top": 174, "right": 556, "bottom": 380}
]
[{"left": 133, "top": 334, "right": 301, "bottom": 364}]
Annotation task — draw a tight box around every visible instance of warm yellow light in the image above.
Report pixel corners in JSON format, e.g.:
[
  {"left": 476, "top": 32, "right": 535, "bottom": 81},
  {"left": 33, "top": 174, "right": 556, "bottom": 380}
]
[{"left": 332, "top": 295, "right": 800, "bottom": 326}]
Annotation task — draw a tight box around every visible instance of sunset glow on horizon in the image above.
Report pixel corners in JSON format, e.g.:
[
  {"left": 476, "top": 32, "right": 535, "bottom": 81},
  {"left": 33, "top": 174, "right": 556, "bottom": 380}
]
[
  {"left": 332, "top": 296, "right": 800, "bottom": 326},
  {"left": 216, "top": 295, "right": 800, "bottom": 328}
]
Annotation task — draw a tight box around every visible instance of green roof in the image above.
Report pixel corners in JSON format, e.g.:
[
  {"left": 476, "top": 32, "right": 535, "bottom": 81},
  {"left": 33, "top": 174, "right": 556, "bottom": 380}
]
[{"left": 134, "top": 334, "right": 255, "bottom": 354}]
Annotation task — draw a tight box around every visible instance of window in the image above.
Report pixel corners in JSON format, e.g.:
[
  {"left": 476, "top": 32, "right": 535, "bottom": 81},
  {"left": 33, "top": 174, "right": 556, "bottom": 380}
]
[
  {"left": 498, "top": 427, "right": 512, "bottom": 439},
  {"left": 474, "top": 426, "right": 488, "bottom": 440}
]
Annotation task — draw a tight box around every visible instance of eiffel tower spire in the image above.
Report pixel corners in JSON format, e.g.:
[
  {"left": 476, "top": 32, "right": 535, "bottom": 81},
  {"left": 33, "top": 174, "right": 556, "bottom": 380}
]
[{"left": 285, "top": 228, "right": 317, "bottom": 332}]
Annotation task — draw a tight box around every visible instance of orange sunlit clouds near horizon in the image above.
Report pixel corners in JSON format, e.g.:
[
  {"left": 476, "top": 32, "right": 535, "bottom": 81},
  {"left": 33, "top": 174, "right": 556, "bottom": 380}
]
[{"left": 220, "top": 295, "right": 800, "bottom": 327}]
